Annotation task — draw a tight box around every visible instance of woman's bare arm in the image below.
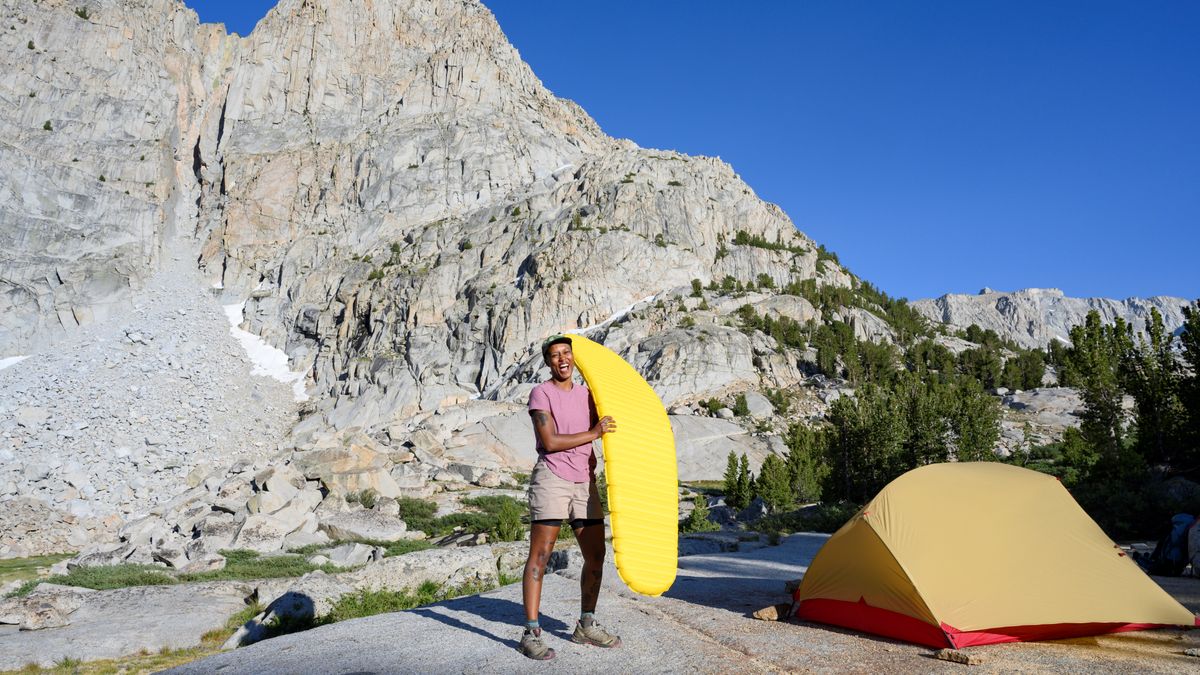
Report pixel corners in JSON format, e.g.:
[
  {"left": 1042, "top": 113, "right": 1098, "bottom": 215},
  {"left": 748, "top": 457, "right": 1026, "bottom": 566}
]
[{"left": 530, "top": 410, "right": 616, "bottom": 452}]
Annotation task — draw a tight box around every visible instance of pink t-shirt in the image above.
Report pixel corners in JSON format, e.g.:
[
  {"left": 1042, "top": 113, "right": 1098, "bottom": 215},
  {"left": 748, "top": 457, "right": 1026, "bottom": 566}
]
[{"left": 528, "top": 379, "right": 597, "bottom": 483}]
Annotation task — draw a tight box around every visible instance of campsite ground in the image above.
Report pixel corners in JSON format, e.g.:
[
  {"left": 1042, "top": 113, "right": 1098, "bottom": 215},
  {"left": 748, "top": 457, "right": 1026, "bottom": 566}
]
[{"left": 163, "top": 533, "right": 1200, "bottom": 674}]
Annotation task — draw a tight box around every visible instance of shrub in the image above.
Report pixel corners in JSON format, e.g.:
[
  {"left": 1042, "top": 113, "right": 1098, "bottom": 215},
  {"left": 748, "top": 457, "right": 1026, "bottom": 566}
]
[
  {"left": 667, "top": 180, "right": 683, "bottom": 187},
  {"left": 326, "top": 581, "right": 441, "bottom": 622},
  {"left": 367, "top": 268, "right": 384, "bottom": 281},
  {"left": 731, "top": 393, "right": 750, "bottom": 417},
  {"left": 690, "top": 279, "right": 703, "bottom": 297},
  {"left": 42, "top": 120, "right": 52, "bottom": 131},
  {"left": 732, "top": 230, "right": 805, "bottom": 254},
  {"left": 679, "top": 315, "right": 695, "bottom": 329},
  {"left": 511, "top": 206, "right": 521, "bottom": 217},
  {"left": 493, "top": 499, "right": 525, "bottom": 542},
  {"left": 459, "top": 240, "right": 473, "bottom": 251},
  {"left": 654, "top": 233, "right": 667, "bottom": 248},
  {"left": 75, "top": 7, "right": 90, "bottom": 20},
  {"left": 345, "top": 489, "right": 377, "bottom": 509},
  {"left": 98, "top": 175, "right": 106, "bottom": 182},
  {"left": 753, "top": 502, "right": 859, "bottom": 537},
  {"left": 27, "top": 40, "right": 33, "bottom": 50},
  {"left": 680, "top": 496, "right": 719, "bottom": 533},
  {"left": 700, "top": 398, "right": 723, "bottom": 416}
]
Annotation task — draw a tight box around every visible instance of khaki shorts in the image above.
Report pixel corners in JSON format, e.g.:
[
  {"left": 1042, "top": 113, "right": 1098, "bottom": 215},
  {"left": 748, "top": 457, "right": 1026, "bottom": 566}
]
[{"left": 527, "top": 461, "right": 603, "bottom": 522}]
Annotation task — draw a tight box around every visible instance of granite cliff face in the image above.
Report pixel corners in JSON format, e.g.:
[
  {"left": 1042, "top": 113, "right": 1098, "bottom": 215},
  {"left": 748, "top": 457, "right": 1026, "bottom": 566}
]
[
  {"left": 3, "top": 0, "right": 844, "bottom": 421},
  {"left": 912, "top": 288, "right": 1191, "bottom": 349},
  {"left": 0, "top": 0, "right": 238, "bottom": 350},
  {"left": 2, "top": 0, "right": 853, "bottom": 557}
]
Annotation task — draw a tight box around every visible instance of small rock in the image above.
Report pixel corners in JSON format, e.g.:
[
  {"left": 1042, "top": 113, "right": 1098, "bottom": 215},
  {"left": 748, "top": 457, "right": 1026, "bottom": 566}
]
[
  {"left": 934, "top": 648, "right": 983, "bottom": 665},
  {"left": 326, "top": 542, "right": 378, "bottom": 567},
  {"left": 177, "top": 553, "right": 227, "bottom": 574},
  {"left": 751, "top": 603, "right": 791, "bottom": 621}
]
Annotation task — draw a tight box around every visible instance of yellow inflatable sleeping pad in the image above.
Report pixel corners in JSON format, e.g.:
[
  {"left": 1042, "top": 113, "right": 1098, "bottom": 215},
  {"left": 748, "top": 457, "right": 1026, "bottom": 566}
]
[{"left": 568, "top": 334, "right": 678, "bottom": 596}]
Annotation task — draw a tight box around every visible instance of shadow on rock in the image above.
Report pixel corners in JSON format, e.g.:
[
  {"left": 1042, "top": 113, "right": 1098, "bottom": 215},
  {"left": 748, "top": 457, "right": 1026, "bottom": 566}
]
[
  {"left": 413, "top": 594, "right": 570, "bottom": 647},
  {"left": 225, "top": 591, "right": 319, "bottom": 648}
]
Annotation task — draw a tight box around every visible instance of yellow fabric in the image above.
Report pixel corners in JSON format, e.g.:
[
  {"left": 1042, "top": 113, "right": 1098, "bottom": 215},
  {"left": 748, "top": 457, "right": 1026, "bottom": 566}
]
[
  {"left": 797, "top": 508, "right": 939, "bottom": 627},
  {"left": 568, "top": 334, "right": 678, "bottom": 596},
  {"left": 798, "top": 463, "right": 1196, "bottom": 631}
]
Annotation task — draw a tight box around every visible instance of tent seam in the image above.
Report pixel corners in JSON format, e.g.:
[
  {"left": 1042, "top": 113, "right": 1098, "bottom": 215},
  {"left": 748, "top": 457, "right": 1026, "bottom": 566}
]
[{"left": 862, "top": 517, "right": 951, "bottom": 646}]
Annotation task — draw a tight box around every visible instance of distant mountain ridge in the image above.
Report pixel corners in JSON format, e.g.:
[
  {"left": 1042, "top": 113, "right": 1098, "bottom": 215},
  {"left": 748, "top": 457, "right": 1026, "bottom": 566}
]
[{"left": 911, "top": 287, "right": 1191, "bottom": 349}]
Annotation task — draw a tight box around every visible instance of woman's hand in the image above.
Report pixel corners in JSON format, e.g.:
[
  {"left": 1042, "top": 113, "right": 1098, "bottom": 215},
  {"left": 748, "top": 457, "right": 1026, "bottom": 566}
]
[{"left": 592, "top": 416, "right": 616, "bottom": 439}]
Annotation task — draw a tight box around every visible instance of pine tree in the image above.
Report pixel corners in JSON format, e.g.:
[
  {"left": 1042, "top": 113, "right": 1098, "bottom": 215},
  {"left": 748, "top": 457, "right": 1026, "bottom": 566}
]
[
  {"left": 681, "top": 495, "right": 719, "bottom": 533},
  {"left": 722, "top": 451, "right": 742, "bottom": 509},
  {"left": 1121, "top": 307, "right": 1185, "bottom": 466},
  {"left": 1066, "top": 311, "right": 1131, "bottom": 460},
  {"left": 784, "top": 423, "right": 829, "bottom": 503},
  {"left": 952, "top": 379, "right": 1001, "bottom": 461},
  {"left": 826, "top": 384, "right": 907, "bottom": 502},
  {"left": 736, "top": 453, "right": 753, "bottom": 508},
  {"left": 756, "top": 454, "right": 794, "bottom": 513},
  {"left": 1179, "top": 302, "right": 1200, "bottom": 470}
]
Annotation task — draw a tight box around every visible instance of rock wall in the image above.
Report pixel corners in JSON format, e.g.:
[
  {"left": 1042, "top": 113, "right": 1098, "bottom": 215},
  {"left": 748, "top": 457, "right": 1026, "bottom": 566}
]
[
  {"left": 0, "top": 0, "right": 235, "bottom": 350},
  {"left": 912, "top": 288, "right": 1191, "bottom": 349},
  {"left": 3, "top": 0, "right": 856, "bottom": 556}
]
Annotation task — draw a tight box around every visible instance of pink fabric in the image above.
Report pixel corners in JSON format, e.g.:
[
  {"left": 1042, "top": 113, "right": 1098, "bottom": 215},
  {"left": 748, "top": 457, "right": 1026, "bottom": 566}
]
[{"left": 528, "top": 380, "right": 596, "bottom": 483}]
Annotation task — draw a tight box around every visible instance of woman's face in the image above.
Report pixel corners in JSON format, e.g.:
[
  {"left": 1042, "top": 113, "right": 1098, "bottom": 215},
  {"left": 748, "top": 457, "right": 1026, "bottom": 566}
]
[{"left": 545, "top": 343, "right": 574, "bottom": 381}]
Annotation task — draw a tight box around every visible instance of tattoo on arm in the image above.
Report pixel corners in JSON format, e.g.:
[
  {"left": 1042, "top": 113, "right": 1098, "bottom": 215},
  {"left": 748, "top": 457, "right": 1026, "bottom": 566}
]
[{"left": 531, "top": 410, "right": 550, "bottom": 429}]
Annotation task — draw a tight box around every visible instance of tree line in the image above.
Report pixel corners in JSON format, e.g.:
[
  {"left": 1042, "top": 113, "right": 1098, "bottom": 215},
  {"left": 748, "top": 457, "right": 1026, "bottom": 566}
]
[{"left": 723, "top": 302, "right": 1199, "bottom": 539}]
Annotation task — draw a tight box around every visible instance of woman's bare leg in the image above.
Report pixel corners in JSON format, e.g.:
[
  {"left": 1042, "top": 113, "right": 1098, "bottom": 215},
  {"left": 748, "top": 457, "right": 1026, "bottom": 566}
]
[
  {"left": 523, "top": 521, "right": 562, "bottom": 622},
  {"left": 573, "top": 520, "right": 606, "bottom": 613}
]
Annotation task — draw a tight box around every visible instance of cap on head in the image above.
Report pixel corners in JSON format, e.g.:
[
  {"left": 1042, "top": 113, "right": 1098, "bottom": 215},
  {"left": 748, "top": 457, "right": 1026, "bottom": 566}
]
[{"left": 541, "top": 334, "right": 572, "bottom": 360}]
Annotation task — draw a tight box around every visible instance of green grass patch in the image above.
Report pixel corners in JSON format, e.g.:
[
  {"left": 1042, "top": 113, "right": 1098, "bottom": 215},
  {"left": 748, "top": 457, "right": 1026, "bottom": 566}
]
[
  {"left": 681, "top": 480, "right": 725, "bottom": 495},
  {"left": 326, "top": 580, "right": 442, "bottom": 623},
  {"left": 7, "top": 550, "right": 350, "bottom": 597},
  {"left": 179, "top": 549, "right": 341, "bottom": 583},
  {"left": 10, "top": 564, "right": 176, "bottom": 597},
  {"left": 0, "top": 553, "right": 73, "bottom": 587}
]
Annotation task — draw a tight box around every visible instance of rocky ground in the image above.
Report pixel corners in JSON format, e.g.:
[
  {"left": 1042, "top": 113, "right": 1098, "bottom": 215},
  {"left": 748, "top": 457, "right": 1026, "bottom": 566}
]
[
  {"left": 153, "top": 534, "right": 1200, "bottom": 675},
  {"left": 0, "top": 239, "right": 299, "bottom": 558}
]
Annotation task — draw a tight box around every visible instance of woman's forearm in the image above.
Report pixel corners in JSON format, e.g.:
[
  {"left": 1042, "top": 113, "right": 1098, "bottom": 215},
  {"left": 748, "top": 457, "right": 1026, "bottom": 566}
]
[{"left": 541, "top": 429, "right": 600, "bottom": 452}]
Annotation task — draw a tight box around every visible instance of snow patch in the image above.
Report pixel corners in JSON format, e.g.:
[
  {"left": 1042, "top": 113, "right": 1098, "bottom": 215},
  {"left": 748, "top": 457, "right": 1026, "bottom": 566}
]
[
  {"left": 223, "top": 302, "right": 308, "bottom": 401},
  {"left": 0, "top": 355, "right": 30, "bottom": 371},
  {"left": 567, "top": 295, "right": 658, "bottom": 335}
]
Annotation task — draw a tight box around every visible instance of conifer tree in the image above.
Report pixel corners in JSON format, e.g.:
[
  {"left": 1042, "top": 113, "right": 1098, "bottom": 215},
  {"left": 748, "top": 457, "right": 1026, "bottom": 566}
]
[
  {"left": 756, "top": 454, "right": 794, "bottom": 513},
  {"left": 722, "top": 451, "right": 743, "bottom": 509},
  {"left": 736, "top": 453, "right": 753, "bottom": 507},
  {"left": 1066, "top": 311, "right": 1131, "bottom": 460},
  {"left": 1179, "top": 302, "right": 1200, "bottom": 468},
  {"left": 681, "top": 495, "right": 719, "bottom": 533},
  {"left": 784, "top": 423, "right": 829, "bottom": 503},
  {"left": 1120, "top": 307, "right": 1185, "bottom": 466}
]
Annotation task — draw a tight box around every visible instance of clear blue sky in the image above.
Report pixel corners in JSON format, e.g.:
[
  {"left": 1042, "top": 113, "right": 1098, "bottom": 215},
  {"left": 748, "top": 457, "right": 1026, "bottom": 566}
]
[{"left": 186, "top": 1, "right": 1198, "bottom": 302}]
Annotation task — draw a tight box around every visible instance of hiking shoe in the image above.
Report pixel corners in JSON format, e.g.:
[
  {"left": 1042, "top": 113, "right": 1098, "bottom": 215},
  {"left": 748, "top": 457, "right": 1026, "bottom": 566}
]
[
  {"left": 572, "top": 619, "right": 622, "bottom": 648},
  {"left": 519, "top": 628, "right": 555, "bottom": 660}
]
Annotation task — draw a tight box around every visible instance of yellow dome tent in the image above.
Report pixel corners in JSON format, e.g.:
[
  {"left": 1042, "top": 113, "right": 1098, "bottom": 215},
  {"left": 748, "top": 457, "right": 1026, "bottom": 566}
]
[
  {"left": 567, "top": 334, "right": 678, "bottom": 596},
  {"left": 793, "top": 462, "right": 1198, "bottom": 647}
]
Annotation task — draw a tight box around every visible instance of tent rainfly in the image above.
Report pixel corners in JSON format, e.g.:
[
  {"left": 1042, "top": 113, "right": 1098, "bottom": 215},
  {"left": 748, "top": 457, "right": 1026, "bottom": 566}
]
[{"left": 793, "top": 462, "right": 1198, "bottom": 648}]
